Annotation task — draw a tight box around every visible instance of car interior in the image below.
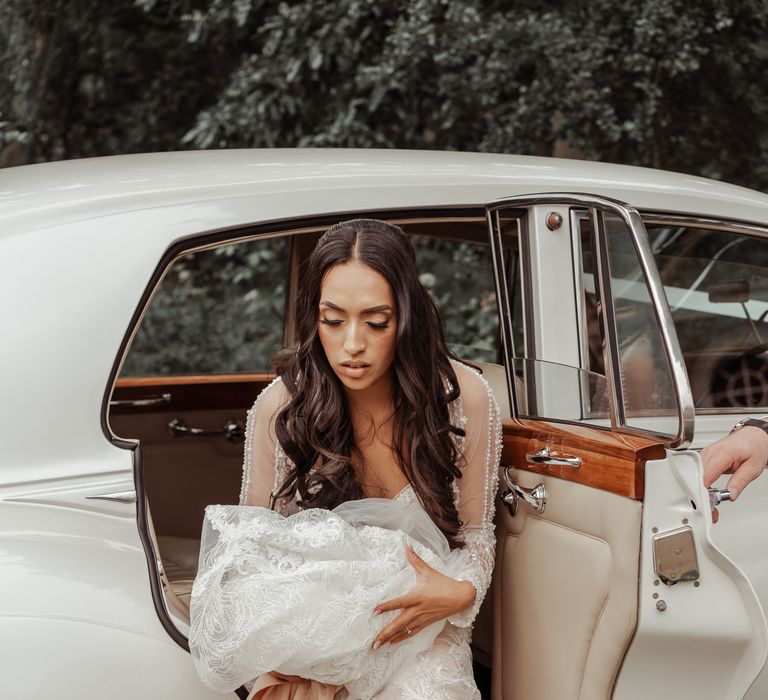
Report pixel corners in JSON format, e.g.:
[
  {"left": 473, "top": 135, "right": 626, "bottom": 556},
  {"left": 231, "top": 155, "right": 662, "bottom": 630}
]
[
  {"left": 107, "top": 209, "right": 680, "bottom": 699},
  {"left": 107, "top": 214, "right": 508, "bottom": 692}
]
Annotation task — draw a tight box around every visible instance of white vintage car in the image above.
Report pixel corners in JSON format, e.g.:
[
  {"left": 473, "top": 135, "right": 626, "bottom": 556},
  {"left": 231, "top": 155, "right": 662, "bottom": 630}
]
[{"left": 2, "top": 149, "right": 768, "bottom": 700}]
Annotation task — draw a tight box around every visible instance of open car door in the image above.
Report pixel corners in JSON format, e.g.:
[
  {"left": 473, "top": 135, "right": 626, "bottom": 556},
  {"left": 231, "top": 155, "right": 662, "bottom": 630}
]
[{"left": 486, "top": 194, "right": 767, "bottom": 700}]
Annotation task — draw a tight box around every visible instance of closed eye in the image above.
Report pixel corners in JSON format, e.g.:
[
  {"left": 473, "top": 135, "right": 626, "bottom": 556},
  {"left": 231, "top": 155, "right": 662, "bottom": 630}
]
[{"left": 319, "top": 318, "right": 389, "bottom": 330}]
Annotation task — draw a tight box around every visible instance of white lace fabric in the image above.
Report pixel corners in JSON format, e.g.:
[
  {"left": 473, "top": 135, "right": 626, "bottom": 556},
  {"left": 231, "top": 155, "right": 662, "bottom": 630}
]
[{"left": 199, "top": 358, "right": 503, "bottom": 699}]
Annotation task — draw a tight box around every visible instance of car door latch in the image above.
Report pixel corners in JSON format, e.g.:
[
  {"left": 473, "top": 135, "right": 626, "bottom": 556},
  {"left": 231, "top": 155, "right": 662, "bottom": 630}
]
[
  {"left": 501, "top": 467, "right": 547, "bottom": 517},
  {"left": 652, "top": 525, "right": 700, "bottom": 585}
]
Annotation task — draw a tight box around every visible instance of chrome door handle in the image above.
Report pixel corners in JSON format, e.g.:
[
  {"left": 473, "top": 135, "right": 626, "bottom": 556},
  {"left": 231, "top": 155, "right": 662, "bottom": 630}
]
[
  {"left": 501, "top": 467, "right": 547, "bottom": 516},
  {"left": 526, "top": 446, "right": 581, "bottom": 469},
  {"left": 708, "top": 488, "right": 732, "bottom": 508},
  {"left": 168, "top": 417, "right": 245, "bottom": 443}
]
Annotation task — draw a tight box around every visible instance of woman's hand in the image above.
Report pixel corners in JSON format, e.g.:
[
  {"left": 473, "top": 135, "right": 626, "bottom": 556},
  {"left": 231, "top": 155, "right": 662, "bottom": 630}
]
[{"left": 371, "top": 544, "right": 476, "bottom": 649}]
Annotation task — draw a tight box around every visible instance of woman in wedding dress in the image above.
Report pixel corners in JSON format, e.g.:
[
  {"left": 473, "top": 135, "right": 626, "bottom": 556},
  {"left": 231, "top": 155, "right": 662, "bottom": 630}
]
[{"left": 201, "top": 218, "right": 503, "bottom": 699}]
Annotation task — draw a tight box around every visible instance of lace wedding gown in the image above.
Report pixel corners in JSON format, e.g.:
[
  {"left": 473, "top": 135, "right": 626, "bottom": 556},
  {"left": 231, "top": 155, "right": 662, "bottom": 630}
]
[{"left": 198, "top": 358, "right": 502, "bottom": 699}]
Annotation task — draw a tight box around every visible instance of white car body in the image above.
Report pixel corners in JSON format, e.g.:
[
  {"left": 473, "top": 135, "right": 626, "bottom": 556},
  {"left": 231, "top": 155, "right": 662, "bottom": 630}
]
[{"left": 1, "top": 149, "right": 767, "bottom": 699}]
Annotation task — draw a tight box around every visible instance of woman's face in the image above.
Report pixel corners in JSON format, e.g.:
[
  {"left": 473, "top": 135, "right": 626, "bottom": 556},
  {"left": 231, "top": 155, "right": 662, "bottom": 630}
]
[{"left": 317, "top": 260, "right": 398, "bottom": 395}]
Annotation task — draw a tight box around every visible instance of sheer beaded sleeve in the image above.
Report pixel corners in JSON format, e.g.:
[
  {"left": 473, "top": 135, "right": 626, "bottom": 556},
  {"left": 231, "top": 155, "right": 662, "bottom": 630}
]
[
  {"left": 445, "top": 359, "right": 503, "bottom": 628},
  {"left": 238, "top": 376, "right": 292, "bottom": 510}
]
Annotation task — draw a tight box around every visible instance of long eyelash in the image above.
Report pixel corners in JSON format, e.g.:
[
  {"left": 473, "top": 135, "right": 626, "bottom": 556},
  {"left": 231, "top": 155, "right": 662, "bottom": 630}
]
[{"left": 319, "top": 319, "right": 389, "bottom": 330}]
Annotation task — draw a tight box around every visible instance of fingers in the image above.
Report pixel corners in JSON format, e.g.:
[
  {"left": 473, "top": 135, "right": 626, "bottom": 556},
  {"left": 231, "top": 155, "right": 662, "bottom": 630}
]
[
  {"left": 711, "top": 506, "right": 719, "bottom": 524},
  {"left": 373, "top": 594, "right": 411, "bottom": 615},
  {"left": 701, "top": 445, "right": 735, "bottom": 489},
  {"left": 387, "top": 616, "right": 428, "bottom": 645},
  {"left": 373, "top": 611, "right": 419, "bottom": 649},
  {"left": 405, "top": 543, "right": 428, "bottom": 572},
  {"left": 725, "top": 457, "right": 765, "bottom": 499},
  {"left": 373, "top": 613, "right": 428, "bottom": 649}
]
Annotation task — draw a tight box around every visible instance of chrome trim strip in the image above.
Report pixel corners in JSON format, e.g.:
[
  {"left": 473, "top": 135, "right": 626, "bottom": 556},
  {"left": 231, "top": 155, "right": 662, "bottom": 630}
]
[
  {"left": 486, "top": 209, "right": 519, "bottom": 417},
  {"left": 85, "top": 490, "right": 137, "bottom": 504},
  {"left": 641, "top": 212, "right": 768, "bottom": 238},
  {"left": 625, "top": 205, "right": 695, "bottom": 448},
  {"left": 519, "top": 211, "right": 536, "bottom": 362},
  {"left": 486, "top": 193, "right": 695, "bottom": 448},
  {"left": 592, "top": 207, "right": 623, "bottom": 431},
  {"left": 109, "top": 393, "right": 171, "bottom": 408},
  {"left": 570, "top": 209, "right": 590, "bottom": 372}
]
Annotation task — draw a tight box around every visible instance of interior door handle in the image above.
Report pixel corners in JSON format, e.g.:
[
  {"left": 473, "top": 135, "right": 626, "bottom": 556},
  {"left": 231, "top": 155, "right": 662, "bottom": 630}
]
[
  {"left": 526, "top": 446, "right": 581, "bottom": 469},
  {"left": 167, "top": 418, "right": 245, "bottom": 443},
  {"left": 501, "top": 467, "right": 547, "bottom": 516}
]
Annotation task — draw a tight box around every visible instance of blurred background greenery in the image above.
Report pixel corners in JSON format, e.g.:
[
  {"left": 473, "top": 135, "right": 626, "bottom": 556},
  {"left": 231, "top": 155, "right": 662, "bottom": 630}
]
[
  {"left": 3, "top": 0, "right": 767, "bottom": 374},
  {"left": 3, "top": 0, "right": 767, "bottom": 187}
]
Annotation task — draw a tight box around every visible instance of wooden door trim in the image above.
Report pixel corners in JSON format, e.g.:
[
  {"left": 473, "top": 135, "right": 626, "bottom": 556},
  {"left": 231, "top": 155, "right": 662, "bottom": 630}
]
[{"left": 502, "top": 418, "right": 666, "bottom": 500}]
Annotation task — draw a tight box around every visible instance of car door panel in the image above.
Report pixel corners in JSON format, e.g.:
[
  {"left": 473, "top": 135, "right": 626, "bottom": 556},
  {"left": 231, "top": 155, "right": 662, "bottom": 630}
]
[
  {"left": 493, "top": 464, "right": 642, "bottom": 700},
  {"left": 487, "top": 194, "right": 768, "bottom": 699},
  {"left": 492, "top": 420, "right": 656, "bottom": 700},
  {"left": 614, "top": 450, "right": 767, "bottom": 699}
]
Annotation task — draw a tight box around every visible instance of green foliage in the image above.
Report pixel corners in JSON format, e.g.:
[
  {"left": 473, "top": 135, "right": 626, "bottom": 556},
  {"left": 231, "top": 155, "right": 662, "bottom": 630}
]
[
  {"left": 3, "top": 0, "right": 768, "bottom": 374},
  {"left": 121, "top": 236, "right": 289, "bottom": 375},
  {"left": 3, "top": 0, "right": 767, "bottom": 186},
  {"left": 412, "top": 235, "right": 499, "bottom": 363}
]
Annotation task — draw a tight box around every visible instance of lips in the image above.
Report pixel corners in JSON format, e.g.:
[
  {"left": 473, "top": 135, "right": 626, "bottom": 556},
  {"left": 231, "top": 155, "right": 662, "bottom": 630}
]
[{"left": 340, "top": 361, "right": 371, "bottom": 378}]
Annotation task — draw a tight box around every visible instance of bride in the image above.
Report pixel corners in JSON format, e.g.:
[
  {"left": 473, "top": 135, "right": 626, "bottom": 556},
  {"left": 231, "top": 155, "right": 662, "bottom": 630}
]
[{"left": 194, "top": 218, "right": 503, "bottom": 699}]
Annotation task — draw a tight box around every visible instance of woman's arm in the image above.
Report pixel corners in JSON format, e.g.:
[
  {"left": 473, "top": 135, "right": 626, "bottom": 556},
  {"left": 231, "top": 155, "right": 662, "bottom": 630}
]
[
  {"left": 444, "top": 360, "right": 503, "bottom": 627},
  {"left": 371, "top": 361, "right": 503, "bottom": 645},
  {"left": 238, "top": 375, "right": 291, "bottom": 507}
]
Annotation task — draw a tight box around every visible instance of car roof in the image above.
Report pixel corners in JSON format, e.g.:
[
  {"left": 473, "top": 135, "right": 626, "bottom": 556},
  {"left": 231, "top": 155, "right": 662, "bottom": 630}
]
[{"left": 2, "top": 148, "right": 768, "bottom": 236}]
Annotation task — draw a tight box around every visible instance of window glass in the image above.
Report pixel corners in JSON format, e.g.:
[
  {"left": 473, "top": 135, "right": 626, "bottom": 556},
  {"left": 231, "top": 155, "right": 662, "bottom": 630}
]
[
  {"left": 647, "top": 224, "right": 768, "bottom": 410},
  {"left": 120, "top": 236, "right": 289, "bottom": 376},
  {"left": 489, "top": 208, "right": 607, "bottom": 424},
  {"left": 603, "top": 214, "right": 678, "bottom": 436},
  {"left": 578, "top": 211, "right": 679, "bottom": 437},
  {"left": 121, "top": 217, "right": 506, "bottom": 379},
  {"left": 410, "top": 231, "right": 501, "bottom": 364}
]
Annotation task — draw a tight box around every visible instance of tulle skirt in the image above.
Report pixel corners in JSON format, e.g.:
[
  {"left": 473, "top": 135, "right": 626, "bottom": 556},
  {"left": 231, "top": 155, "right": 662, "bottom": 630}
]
[{"left": 189, "top": 497, "right": 472, "bottom": 699}]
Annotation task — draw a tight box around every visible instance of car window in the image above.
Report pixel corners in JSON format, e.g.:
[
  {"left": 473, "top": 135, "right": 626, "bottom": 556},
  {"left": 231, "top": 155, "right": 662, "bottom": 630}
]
[
  {"left": 410, "top": 233, "right": 500, "bottom": 364},
  {"left": 119, "top": 216, "right": 505, "bottom": 379},
  {"left": 119, "top": 236, "right": 290, "bottom": 377},
  {"left": 577, "top": 213, "right": 678, "bottom": 435},
  {"left": 646, "top": 223, "right": 768, "bottom": 411}
]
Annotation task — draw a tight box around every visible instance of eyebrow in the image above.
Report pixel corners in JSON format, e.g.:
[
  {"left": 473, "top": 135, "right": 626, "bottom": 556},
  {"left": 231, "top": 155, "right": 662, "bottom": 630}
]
[{"left": 319, "top": 300, "right": 393, "bottom": 314}]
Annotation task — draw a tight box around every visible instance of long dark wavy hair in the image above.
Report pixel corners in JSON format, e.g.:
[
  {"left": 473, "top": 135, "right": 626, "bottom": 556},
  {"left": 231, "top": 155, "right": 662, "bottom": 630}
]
[{"left": 273, "top": 218, "right": 470, "bottom": 548}]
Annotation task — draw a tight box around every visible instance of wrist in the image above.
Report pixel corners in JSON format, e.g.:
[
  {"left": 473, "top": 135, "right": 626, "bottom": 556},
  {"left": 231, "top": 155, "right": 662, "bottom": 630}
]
[
  {"left": 455, "top": 579, "right": 476, "bottom": 612},
  {"left": 730, "top": 417, "right": 768, "bottom": 438}
]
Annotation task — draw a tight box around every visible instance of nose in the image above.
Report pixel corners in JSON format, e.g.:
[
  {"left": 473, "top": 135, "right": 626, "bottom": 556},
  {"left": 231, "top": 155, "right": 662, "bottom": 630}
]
[{"left": 343, "top": 320, "right": 366, "bottom": 355}]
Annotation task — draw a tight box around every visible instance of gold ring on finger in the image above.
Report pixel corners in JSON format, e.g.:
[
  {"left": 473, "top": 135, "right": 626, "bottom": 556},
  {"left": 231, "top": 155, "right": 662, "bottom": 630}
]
[{"left": 404, "top": 624, "right": 412, "bottom": 634}]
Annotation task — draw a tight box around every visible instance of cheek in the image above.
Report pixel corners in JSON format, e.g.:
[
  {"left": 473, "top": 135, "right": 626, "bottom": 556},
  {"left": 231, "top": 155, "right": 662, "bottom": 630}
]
[
  {"left": 316, "top": 323, "right": 333, "bottom": 353},
  {"left": 381, "top": 329, "right": 397, "bottom": 360}
]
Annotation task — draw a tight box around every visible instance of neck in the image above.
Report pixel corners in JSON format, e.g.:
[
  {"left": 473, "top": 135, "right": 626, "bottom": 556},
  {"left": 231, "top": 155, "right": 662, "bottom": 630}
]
[{"left": 344, "top": 373, "right": 394, "bottom": 419}]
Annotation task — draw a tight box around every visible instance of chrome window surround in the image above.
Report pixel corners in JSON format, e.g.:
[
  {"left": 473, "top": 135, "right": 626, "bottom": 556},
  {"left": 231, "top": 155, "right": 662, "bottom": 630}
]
[
  {"left": 486, "top": 208, "right": 526, "bottom": 416},
  {"left": 487, "top": 193, "right": 695, "bottom": 449}
]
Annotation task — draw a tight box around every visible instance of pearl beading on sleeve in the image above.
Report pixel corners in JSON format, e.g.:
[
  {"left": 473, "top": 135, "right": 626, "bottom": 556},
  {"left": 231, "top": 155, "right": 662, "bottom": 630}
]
[
  {"left": 445, "top": 359, "right": 503, "bottom": 629},
  {"left": 238, "top": 374, "right": 285, "bottom": 507}
]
